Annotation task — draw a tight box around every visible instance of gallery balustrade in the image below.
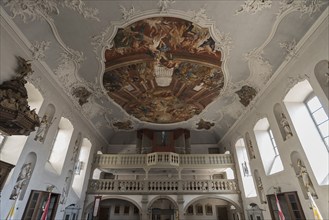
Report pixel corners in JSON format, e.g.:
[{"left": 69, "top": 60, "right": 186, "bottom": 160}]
[
  {"left": 87, "top": 179, "right": 239, "bottom": 194},
  {"left": 93, "top": 152, "right": 234, "bottom": 169}
]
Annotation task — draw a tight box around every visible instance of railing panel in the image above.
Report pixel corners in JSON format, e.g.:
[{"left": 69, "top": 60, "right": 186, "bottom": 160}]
[
  {"left": 94, "top": 153, "right": 233, "bottom": 168},
  {"left": 88, "top": 179, "right": 238, "bottom": 194}
]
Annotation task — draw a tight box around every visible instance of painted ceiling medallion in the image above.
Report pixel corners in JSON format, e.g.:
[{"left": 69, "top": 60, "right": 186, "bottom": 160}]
[
  {"left": 235, "top": 85, "right": 257, "bottom": 107},
  {"left": 196, "top": 119, "right": 215, "bottom": 130},
  {"left": 113, "top": 120, "right": 133, "bottom": 130},
  {"left": 103, "top": 17, "right": 224, "bottom": 124},
  {"left": 72, "top": 86, "right": 92, "bottom": 106}
]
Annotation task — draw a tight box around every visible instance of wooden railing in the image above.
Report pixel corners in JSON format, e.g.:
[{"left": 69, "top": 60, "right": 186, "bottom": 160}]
[
  {"left": 87, "top": 179, "right": 239, "bottom": 194},
  {"left": 93, "top": 153, "right": 234, "bottom": 169}
]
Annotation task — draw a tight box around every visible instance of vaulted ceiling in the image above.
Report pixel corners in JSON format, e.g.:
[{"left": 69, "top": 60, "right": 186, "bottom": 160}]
[{"left": 1, "top": 0, "right": 327, "bottom": 143}]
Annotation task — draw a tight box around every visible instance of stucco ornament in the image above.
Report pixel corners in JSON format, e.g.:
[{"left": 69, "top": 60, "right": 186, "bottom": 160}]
[
  {"left": 158, "top": 0, "right": 175, "bottom": 13},
  {"left": 279, "top": 39, "right": 297, "bottom": 61},
  {"left": 30, "top": 41, "right": 51, "bottom": 61},
  {"left": 244, "top": 48, "right": 273, "bottom": 86},
  {"left": 3, "top": 0, "right": 99, "bottom": 22},
  {"left": 278, "top": 0, "right": 327, "bottom": 17},
  {"left": 120, "top": 5, "right": 140, "bottom": 21},
  {"left": 236, "top": 0, "right": 272, "bottom": 15},
  {"left": 189, "top": 5, "right": 210, "bottom": 23}
]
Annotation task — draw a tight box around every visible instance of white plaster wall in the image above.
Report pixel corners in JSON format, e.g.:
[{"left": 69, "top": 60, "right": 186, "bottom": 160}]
[
  {"left": 219, "top": 9, "right": 329, "bottom": 220},
  {"left": 0, "top": 10, "right": 107, "bottom": 220}
]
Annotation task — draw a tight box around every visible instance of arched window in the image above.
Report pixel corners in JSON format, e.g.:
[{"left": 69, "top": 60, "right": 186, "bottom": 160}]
[
  {"left": 253, "top": 118, "right": 284, "bottom": 175},
  {"left": 48, "top": 117, "right": 74, "bottom": 175},
  {"left": 225, "top": 168, "right": 235, "bottom": 179},
  {"left": 235, "top": 138, "right": 257, "bottom": 198},
  {"left": 72, "top": 138, "right": 92, "bottom": 197},
  {"left": 187, "top": 205, "right": 194, "bottom": 215},
  {"left": 284, "top": 79, "right": 328, "bottom": 185},
  {"left": 25, "top": 82, "right": 43, "bottom": 113}
]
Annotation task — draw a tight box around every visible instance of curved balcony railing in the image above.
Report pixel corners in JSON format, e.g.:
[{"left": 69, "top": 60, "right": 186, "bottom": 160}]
[
  {"left": 87, "top": 179, "right": 239, "bottom": 194},
  {"left": 93, "top": 153, "right": 234, "bottom": 169}
]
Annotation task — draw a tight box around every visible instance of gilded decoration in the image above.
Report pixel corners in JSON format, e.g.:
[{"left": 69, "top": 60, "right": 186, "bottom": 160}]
[
  {"left": 103, "top": 17, "right": 224, "bottom": 124},
  {"left": 0, "top": 57, "right": 40, "bottom": 135}
]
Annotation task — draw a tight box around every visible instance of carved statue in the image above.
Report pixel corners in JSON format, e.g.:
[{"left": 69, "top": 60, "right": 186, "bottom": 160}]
[
  {"left": 71, "top": 138, "right": 80, "bottom": 162},
  {"left": 34, "top": 115, "right": 55, "bottom": 142},
  {"left": 247, "top": 139, "right": 256, "bottom": 159},
  {"left": 242, "top": 161, "right": 249, "bottom": 176},
  {"left": 280, "top": 113, "right": 293, "bottom": 139},
  {"left": 296, "top": 159, "right": 316, "bottom": 197},
  {"left": 10, "top": 163, "right": 32, "bottom": 200},
  {"left": 60, "top": 175, "right": 71, "bottom": 204},
  {"left": 257, "top": 177, "right": 267, "bottom": 203}
]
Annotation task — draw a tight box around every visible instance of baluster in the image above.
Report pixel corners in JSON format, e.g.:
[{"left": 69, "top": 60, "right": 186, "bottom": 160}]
[
  {"left": 218, "top": 181, "right": 222, "bottom": 190},
  {"left": 104, "top": 181, "right": 108, "bottom": 190},
  {"left": 223, "top": 181, "right": 227, "bottom": 190}
]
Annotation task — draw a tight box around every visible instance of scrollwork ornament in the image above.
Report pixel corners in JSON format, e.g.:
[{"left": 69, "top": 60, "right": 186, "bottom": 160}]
[
  {"left": 4, "top": 0, "right": 99, "bottom": 23},
  {"left": 30, "top": 41, "right": 51, "bottom": 61},
  {"left": 189, "top": 5, "right": 210, "bottom": 23},
  {"left": 244, "top": 48, "right": 273, "bottom": 86},
  {"left": 279, "top": 39, "right": 297, "bottom": 61},
  {"left": 3, "top": 0, "right": 59, "bottom": 22},
  {"left": 278, "top": 0, "right": 327, "bottom": 17},
  {"left": 59, "top": 0, "right": 100, "bottom": 21},
  {"left": 215, "top": 32, "right": 233, "bottom": 56},
  {"left": 158, "top": 0, "right": 175, "bottom": 13},
  {"left": 120, "top": 5, "right": 140, "bottom": 21},
  {"left": 91, "top": 26, "right": 114, "bottom": 55},
  {"left": 236, "top": 0, "right": 272, "bottom": 15}
]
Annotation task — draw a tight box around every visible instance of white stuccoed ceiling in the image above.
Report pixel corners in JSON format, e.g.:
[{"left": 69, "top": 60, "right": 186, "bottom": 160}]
[{"left": 1, "top": 0, "right": 328, "bottom": 144}]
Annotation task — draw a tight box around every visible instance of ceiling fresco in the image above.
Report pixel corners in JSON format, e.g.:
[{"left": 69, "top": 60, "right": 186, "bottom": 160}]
[{"left": 103, "top": 17, "right": 224, "bottom": 124}]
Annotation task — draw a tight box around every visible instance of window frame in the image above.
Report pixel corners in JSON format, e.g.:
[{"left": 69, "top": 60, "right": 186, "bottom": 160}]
[
  {"left": 305, "top": 94, "right": 329, "bottom": 152},
  {"left": 268, "top": 129, "right": 279, "bottom": 156},
  {"left": 0, "top": 134, "right": 7, "bottom": 151}
]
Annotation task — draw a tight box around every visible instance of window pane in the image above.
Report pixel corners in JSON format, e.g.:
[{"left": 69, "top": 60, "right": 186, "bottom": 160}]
[
  {"left": 307, "top": 96, "right": 322, "bottom": 112},
  {"left": 312, "top": 109, "right": 328, "bottom": 125},
  {"left": 324, "top": 137, "right": 329, "bottom": 147},
  {"left": 318, "top": 122, "right": 329, "bottom": 137}
]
